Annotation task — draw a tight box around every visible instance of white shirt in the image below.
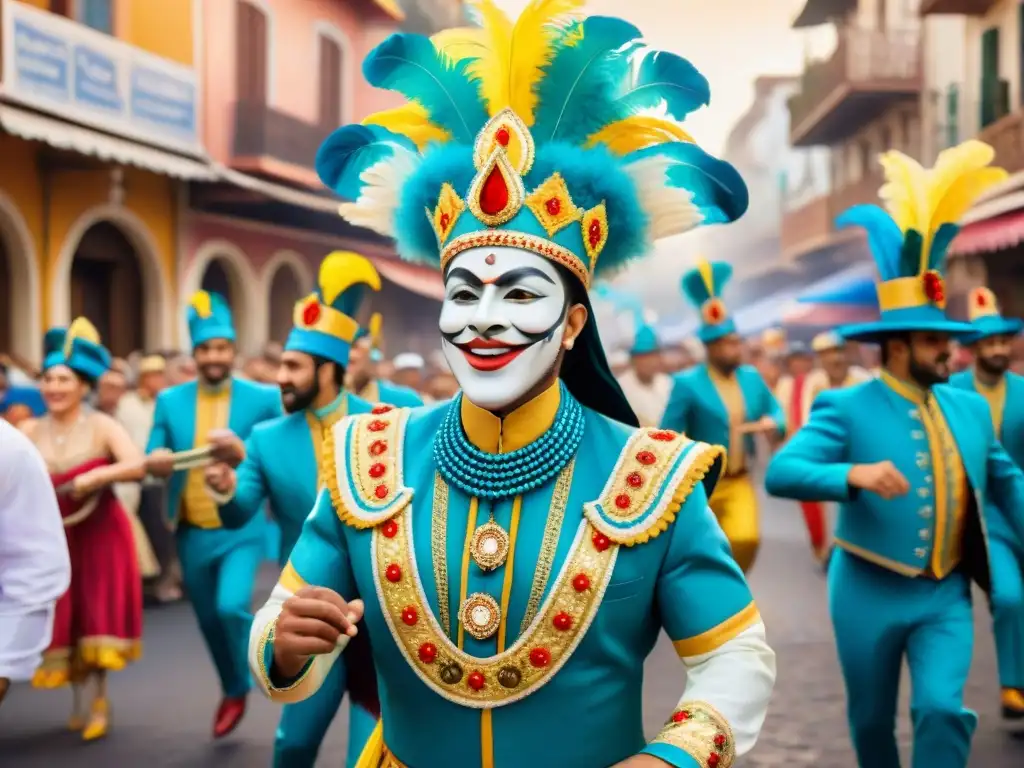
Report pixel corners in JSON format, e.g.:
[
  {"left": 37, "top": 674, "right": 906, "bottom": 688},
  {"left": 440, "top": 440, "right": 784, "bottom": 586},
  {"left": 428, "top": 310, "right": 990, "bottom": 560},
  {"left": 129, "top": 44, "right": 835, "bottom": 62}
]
[
  {"left": 0, "top": 421, "right": 71, "bottom": 681},
  {"left": 617, "top": 369, "right": 672, "bottom": 428}
]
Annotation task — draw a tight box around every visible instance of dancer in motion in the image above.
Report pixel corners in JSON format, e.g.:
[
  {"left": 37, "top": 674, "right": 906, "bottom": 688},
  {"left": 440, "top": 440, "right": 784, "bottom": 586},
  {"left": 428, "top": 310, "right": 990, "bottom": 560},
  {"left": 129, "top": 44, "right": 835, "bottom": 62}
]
[
  {"left": 248, "top": 2, "right": 776, "bottom": 766},
  {"left": 25, "top": 318, "right": 146, "bottom": 740},
  {"left": 766, "top": 140, "right": 1024, "bottom": 768}
]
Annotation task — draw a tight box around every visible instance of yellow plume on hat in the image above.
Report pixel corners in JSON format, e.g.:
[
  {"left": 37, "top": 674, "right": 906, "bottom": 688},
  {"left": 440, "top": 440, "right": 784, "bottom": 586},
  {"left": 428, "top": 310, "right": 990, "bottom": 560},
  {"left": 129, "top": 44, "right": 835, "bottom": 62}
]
[
  {"left": 189, "top": 290, "right": 213, "bottom": 318},
  {"left": 64, "top": 317, "right": 100, "bottom": 358},
  {"left": 368, "top": 312, "right": 383, "bottom": 348},
  {"left": 319, "top": 251, "right": 382, "bottom": 306}
]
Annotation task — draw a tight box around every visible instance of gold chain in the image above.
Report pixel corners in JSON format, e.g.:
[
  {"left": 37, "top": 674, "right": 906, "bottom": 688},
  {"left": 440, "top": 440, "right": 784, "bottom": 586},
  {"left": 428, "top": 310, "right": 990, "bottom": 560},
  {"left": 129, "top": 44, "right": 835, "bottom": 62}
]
[
  {"left": 430, "top": 472, "right": 451, "bottom": 638},
  {"left": 520, "top": 460, "right": 575, "bottom": 633}
]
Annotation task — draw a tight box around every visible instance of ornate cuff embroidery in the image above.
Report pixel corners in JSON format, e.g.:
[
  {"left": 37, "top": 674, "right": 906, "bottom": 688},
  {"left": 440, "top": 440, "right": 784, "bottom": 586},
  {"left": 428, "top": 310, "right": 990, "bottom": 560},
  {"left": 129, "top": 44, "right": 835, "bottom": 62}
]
[
  {"left": 257, "top": 618, "right": 314, "bottom": 693},
  {"left": 651, "top": 701, "right": 734, "bottom": 768}
]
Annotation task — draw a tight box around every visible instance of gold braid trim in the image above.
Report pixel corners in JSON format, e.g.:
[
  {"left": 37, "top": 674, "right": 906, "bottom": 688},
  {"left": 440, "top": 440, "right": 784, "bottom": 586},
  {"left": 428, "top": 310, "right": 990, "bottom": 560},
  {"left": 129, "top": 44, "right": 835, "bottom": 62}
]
[{"left": 652, "top": 701, "right": 735, "bottom": 767}]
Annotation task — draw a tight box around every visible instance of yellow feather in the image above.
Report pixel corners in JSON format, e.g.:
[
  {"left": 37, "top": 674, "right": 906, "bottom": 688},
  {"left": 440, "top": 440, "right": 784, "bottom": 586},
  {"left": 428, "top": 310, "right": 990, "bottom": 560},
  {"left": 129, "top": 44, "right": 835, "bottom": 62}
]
[
  {"left": 368, "top": 312, "right": 383, "bottom": 348},
  {"left": 64, "top": 317, "right": 100, "bottom": 357},
  {"left": 696, "top": 259, "right": 714, "bottom": 297},
  {"left": 431, "top": 27, "right": 488, "bottom": 62},
  {"left": 877, "top": 150, "right": 928, "bottom": 233},
  {"left": 319, "top": 251, "right": 382, "bottom": 306},
  {"left": 363, "top": 103, "right": 450, "bottom": 151},
  {"left": 189, "top": 290, "right": 212, "bottom": 319},
  {"left": 585, "top": 116, "right": 694, "bottom": 156}
]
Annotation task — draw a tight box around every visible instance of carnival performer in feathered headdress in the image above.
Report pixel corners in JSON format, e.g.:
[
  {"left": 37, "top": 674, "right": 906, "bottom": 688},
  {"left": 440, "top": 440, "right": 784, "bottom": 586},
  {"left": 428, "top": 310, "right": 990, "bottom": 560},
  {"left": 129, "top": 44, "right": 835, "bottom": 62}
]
[
  {"left": 249, "top": 3, "right": 775, "bottom": 767},
  {"left": 766, "top": 139, "right": 1024, "bottom": 767}
]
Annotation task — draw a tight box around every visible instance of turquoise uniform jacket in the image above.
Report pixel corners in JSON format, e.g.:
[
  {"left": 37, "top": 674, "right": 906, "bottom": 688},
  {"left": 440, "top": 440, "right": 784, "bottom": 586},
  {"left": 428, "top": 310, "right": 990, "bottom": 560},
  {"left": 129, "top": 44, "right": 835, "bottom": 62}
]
[
  {"left": 765, "top": 376, "right": 1024, "bottom": 585},
  {"left": 374, "top": 380, "right": 423, "bottom": 407},
  {"left": 256, "top": 393, "right": 773, "bottom": 768},
  {"left": 218, "top": 392, "right": 373, "bottom": 561},
  {"left": 146, "top": 377, "right": 282, "bottom": 525},
  {"left": 661, "top": 364, "right": 786, "bottom": 454}
]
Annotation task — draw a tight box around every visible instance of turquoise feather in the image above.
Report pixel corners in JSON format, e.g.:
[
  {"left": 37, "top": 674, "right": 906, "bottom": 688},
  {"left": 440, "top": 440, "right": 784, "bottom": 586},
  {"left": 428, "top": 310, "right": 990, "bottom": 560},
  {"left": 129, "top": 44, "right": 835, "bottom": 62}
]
[
  {"left": 532, "top": 16, "right": 642, "bottom": 143},
  {"left": 362, "top": 34, "right": 488, "bottom": 144},
  {"left": 316, "top": 124, "right": 417, "bottom": 201},
  {"left": 680, "top": 261, "right": 732, "bottom": 306},
  {"left": 333, "top": 285, "right": 366, "bottom": 319},
  {"left": 928, "top": 223, "right": 960, "bottom": 271},
  {"left": 625, "top": 142, "right": 748, "bottom": 224},
  {"left": 615, "top": 50, "right": 710, "bottom": 120},
  {"left": 899, "top": 230, "right": 924, "bottom": 278},
  {"left": 835, "top": 204, "right": 903, "bottom": 281}
]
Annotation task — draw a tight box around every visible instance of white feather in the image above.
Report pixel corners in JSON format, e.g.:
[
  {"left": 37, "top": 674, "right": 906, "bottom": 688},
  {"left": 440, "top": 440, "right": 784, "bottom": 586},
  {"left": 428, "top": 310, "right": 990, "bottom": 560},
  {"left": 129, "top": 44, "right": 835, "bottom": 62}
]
[
  {"left": 624, "top": 156, "right": 704, "bottom": 241},
  {"left": 336, "top": 150, "right": 422, "bottom": 237}
]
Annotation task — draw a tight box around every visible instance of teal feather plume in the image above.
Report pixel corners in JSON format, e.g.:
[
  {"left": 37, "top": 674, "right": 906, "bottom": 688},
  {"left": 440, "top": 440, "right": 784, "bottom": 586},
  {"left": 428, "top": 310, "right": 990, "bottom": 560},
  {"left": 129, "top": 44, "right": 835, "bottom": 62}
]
[
  {"left": 834, "top": 204, "right": 903, "bottom": 281},
  {"left": 316, "top": 124, "right": 418, "bottom": 200},
  {"left": 711, "top": 261, "right": 733, "bottom": 293},
  {"left": 333, "top": 285, "right": 367, "bottom": 319},
  {"left": 899, "top": 230, "right": 923, "bottom": 278},
  {"left": 532, "top": 16, "right": 642, "bottom": 144},
  {"left": 615, "top": 50, "right": 710, "bottom": 120},
  {"left": 362, "top": 34, "right": 488, "bottom": 144},
  {"left": 680, "top": 261, "right": 732, "bottom": 306},
  {"left": 928, "top": 223, "right": 960, "bottom": 271},
  {"left": 625, "top": 142, "right": 748, "bottom": 224}
]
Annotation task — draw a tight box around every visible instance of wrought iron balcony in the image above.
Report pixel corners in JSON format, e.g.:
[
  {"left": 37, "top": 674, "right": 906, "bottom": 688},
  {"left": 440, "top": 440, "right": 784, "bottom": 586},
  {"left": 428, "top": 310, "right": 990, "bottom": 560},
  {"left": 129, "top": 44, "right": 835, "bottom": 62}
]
[
  {"left": 232, "top": 101, "right": 331, "bottom": 172},
  {"left": 920, "top": 0, "right": 998, "bottom": 15}
]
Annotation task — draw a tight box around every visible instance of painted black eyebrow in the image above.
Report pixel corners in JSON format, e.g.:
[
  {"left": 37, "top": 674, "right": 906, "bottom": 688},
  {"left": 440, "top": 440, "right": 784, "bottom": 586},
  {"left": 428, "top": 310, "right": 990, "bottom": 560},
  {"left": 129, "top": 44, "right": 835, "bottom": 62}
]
[
  {"left": 493, "top": 267, "right": 555, "bottom": 287},
  {"left": 445, "top": 267, "right": 483, "bottom": 287}
]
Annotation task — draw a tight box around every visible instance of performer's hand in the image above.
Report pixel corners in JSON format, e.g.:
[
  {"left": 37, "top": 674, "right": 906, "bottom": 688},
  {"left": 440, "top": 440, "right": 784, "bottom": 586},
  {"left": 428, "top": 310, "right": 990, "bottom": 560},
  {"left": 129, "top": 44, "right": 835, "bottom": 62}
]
[
  {"left": 204, "top": 463, "right": 235, "bottom": 495},
  {"left": 847, "top": 461, "right": 910, "bottom": 499},
  {"left": 71, "top": 471, "right": 101, "bottom": 499},
  {"left": 208, "top": 429, "right": 245, "bottom": 468},
  {"left": 146, "top": 449, "right": 176, "bottom": 478},
  {"left": 0, "top": 677, "right": 9, "bottom": 707},
  {"left": 273, "top": 587, "right": 365, "bottom": 679}
]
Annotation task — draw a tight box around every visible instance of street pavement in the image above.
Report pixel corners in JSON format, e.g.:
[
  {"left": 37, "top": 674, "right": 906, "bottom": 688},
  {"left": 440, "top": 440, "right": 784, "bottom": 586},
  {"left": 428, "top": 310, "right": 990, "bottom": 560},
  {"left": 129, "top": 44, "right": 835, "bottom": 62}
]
[{"left": 2, "top": 489, "right": 1022, "bottom": 766}]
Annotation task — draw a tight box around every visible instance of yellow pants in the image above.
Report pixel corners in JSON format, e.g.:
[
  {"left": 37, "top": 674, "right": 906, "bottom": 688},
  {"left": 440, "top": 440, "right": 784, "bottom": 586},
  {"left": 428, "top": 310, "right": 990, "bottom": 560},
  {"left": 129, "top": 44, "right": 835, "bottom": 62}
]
[{"left": 709, "top": 474, "right": 760, "bottom": 573}]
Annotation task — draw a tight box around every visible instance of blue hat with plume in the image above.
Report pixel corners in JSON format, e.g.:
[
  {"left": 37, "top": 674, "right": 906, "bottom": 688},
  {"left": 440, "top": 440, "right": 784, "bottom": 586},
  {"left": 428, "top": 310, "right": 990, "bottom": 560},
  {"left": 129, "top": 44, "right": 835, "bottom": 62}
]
[
  {"left": 42, "top": 317, "right": 112, "bottom": 382},
  {"left": 316, "top": 0, "right": 747, "bottom": 426},
  {"left": 286, "top": 251, "right": 382, "bottom": 367},
  {"left": 187, "top": 291, "right": 235, "bottom": 348},
  {"left": 681, "top": 259, "right": 736, "bottom": 344},
  {"left": 836, "top": 140, "right": 1007, "bottom": 343},
  {"left": 961, "top": 286, "right": 1023, "bottom": 345}
]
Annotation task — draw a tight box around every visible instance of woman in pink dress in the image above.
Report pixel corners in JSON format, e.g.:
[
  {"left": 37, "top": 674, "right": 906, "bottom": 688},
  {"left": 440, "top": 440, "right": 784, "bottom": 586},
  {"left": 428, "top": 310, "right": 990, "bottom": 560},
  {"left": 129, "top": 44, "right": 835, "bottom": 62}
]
[{"left": 21, "top": 318, "right": 146, "bottom": 741}]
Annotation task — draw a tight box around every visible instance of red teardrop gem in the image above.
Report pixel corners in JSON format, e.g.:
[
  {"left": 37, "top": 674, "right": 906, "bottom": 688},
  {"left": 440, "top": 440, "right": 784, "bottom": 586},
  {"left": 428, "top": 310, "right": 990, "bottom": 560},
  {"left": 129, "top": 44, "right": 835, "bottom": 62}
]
[
  {"left": 440, "top": 212, "right": 450, "bottom": 231},
  {"left": 302, "top": 302, "right": 321, "bottom": 325},
  {"left": 495, "top": 126, "right": 510, "bottom": 146},
  {"left": 479, "top": 166, "right": 510, "bottom": 216}
]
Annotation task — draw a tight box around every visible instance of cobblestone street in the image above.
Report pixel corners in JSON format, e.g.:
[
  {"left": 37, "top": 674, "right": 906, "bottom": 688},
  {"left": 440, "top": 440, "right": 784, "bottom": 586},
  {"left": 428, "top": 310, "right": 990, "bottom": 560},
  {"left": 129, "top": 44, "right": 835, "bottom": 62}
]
[{"left": 1, "top": 490, "right": 1021, "bottom": 766}]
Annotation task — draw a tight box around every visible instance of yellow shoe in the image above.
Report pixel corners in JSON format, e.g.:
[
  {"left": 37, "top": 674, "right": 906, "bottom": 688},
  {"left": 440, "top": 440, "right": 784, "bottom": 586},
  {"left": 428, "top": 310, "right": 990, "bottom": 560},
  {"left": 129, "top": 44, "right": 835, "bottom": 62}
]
[
  {"left": 82, "top": 699, "right": 109, "bottom": 741},
  {"left": 1001, "top": 688, "right": 1024, "bottom": 720},
  {"left": 32, "top": 668, "right": 70, "bottom": 689}
]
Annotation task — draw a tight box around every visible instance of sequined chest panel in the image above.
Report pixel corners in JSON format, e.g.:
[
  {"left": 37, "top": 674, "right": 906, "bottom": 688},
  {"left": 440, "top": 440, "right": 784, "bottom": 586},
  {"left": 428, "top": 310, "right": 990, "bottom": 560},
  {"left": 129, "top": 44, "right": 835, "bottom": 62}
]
[{"left": 324, "top": 408, "right": 721, "bottom": 708}]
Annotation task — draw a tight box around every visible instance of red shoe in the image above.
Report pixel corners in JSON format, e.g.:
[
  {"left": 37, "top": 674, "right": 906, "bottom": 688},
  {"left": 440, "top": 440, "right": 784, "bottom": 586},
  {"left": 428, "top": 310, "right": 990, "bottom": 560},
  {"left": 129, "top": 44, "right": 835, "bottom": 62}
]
[{"left": 212, "top": 696, "right": 246, "bottom": 738}]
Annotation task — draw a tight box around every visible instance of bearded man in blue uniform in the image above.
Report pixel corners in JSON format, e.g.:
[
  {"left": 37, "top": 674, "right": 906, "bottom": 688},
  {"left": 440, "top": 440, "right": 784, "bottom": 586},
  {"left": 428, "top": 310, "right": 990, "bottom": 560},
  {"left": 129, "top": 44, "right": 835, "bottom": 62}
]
[
  {"left": 145, "top": 291, "right": 281, "bottom": 738},
  {"left": 766, "top": 140, "right": 1024, "bottom": 768},
  {"left": 245, "top": 3, "right": 776, "bottom": 767},
  {"left": 949, "top": 285, "right": 1024, "bottom": 721},
  {"left": 204, "top": 251, "right": 383, "bottom": 766}
]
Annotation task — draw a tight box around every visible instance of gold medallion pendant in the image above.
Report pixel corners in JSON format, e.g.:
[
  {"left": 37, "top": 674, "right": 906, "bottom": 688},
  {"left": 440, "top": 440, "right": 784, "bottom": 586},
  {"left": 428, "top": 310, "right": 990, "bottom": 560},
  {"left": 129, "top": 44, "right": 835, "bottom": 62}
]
[
  {"left": 470, "top": 519, "right": 510, "bottom": 571},
  {"left": 460, "top": 592, "right": 501, "bottom": 641}
]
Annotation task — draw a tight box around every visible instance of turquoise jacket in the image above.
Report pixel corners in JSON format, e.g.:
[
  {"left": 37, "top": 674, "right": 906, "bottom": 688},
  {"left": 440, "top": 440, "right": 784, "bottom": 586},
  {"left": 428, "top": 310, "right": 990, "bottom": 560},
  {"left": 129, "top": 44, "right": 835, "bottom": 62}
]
[
  {"left": 661, "top": 364, "right": 786, "bottom": 467},
  {"left": 146, "top": 377, "right": 282, "bottom": 526},
  {"left": 218, "top": 391, "right": 373, "bottom": 561},
  {"left": 765, "top": 373, "right": 1024, "bottom": 584},
  {"left": 256, "top": 390, "right": 769, "bottom": 768},
  {"left": 363, "top": 379, "right": 423, "bottom": 408}
]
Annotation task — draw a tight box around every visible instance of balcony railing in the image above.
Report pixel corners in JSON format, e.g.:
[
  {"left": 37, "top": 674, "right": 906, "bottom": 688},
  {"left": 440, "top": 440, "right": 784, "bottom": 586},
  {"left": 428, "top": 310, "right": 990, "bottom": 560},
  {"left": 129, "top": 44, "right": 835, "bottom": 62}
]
[
  {"left": 232, "top": 102, "right": 332, "bottom": 171},
  {"left": 789, "top": 27, "right": 921, "bottom": 146},
  {"left": 920, "top": 0, "right": 998, "bottom": 15}
]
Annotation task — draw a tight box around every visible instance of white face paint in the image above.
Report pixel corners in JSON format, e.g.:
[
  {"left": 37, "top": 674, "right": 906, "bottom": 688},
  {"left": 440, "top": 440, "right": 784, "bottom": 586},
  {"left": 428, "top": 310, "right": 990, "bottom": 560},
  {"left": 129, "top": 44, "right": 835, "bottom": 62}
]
[{"left": 439, "top": 246, "right": 568, "bottom": 412}]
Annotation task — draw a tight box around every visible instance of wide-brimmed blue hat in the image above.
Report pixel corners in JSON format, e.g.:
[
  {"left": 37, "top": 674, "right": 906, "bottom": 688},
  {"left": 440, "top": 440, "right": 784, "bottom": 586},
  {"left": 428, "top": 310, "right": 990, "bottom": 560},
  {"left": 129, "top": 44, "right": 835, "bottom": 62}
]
[
  {"left": 42, "top": 317, "right": 112, "bottom": 382},
  {"left": 187, "top": 291, "right": 235, "bottom": 348},
  {"left": 960, "top": 286, "right": 1023, "bottom": 345},
  {"left": 838, "top": 140, "right": 1007, "bottom": 343},
  {"left": 681, "top": 259, "right": 736, "bottom": 344},
  {"left": 286, "top": 251, "right": 381, "bottom": 367}
]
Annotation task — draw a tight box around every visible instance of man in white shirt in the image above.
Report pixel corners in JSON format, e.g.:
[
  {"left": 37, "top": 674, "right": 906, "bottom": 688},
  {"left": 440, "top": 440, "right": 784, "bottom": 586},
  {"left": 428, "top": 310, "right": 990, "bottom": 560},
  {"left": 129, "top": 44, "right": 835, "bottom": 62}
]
[
  {"left": 0, "top": 420, "right": 71, "bottom": 706},
  {"left": 616, "top": 323, "right": 672, "bottom": 427}
]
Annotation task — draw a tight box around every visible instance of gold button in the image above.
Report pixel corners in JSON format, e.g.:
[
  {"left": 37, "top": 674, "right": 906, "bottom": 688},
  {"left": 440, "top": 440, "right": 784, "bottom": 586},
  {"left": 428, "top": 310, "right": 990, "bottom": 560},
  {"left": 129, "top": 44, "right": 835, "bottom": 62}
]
[
  {"left": 911, "top": 430, "right": 925, "bottom": 440},
  {"left": 919, "top": 529, "right": 930, "bottom": 539},
  {"left": 919, "top": 507, "right": 933, "bottom": 519},
  {"left": 916, "top": 453, "right": 929, "bottom": 468},
  {"left": 909, "top": 410, "right": 921, "bottom": 420},
  {"left": 914, "top": 547, "right": 926, "bottom": 557},
  {"left": 924, "top": 475, "right": 933, "bottom": 484},
  {"left": 918, "top": 488, "right": 931, "bottom": 498}
]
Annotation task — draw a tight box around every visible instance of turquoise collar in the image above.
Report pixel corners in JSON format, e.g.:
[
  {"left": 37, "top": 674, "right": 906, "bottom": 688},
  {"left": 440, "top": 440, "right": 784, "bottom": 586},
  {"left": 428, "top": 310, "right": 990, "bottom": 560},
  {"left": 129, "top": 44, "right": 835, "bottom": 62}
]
[{"left": 312, "top": 392, "right": 346, "bottom": 421}]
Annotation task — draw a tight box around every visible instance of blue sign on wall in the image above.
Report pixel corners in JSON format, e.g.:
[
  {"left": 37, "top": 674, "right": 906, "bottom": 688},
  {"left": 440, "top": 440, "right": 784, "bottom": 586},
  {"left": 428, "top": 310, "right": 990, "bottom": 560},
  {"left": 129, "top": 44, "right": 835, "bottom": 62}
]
[
  {"left": 74, "top": 45, "right": 122, "bottom": 114},
  {"left": 131, "top": 66, "right": 197, "bottom": 139},
  {"left": 12, "top": 19, "right": 70, "bottom": 102}
]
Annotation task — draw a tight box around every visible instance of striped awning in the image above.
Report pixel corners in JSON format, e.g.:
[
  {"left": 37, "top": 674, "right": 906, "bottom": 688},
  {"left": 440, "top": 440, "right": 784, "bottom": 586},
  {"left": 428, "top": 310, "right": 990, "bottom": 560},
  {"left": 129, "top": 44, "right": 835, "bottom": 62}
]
[{"left": 948, "top": 209, "right": 1024, "bottom": 256}]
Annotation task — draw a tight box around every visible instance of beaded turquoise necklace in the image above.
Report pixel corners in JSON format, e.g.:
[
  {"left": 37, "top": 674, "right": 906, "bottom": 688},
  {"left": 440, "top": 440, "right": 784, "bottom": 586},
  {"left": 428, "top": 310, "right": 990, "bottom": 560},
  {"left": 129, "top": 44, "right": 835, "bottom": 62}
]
[{"left": 433, "top": 382, "right": 585, "bottom": 499}]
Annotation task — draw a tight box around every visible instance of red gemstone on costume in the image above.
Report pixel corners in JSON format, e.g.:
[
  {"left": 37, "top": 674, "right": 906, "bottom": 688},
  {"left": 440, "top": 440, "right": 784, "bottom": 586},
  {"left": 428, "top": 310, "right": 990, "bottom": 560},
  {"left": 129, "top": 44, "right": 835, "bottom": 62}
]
[
  {"left": 636, "top": 450, "right": 656, "bottom": 465},
  {"left": 572, "top": 573, "right": 590, "bottom": 592},
  {"left": 553, "top": 612, "right": 572, "bottom": 631},
  {"left": 368, "top": 420, "right": 388, "bottom": 432},
  {"left": 401, "top": 606, "right": 418, "bottom": 626},
  {"left": 385, "top": 564, "right": 402, "bottom": 582},
  {"left": 614, "top": 493, "right": 631, "bottom": 509},
  {"left": 418, "top": 643, "right": 437, "bottom": 663},
  {"left": 545, "top": 197, "right": 561, "bottom": 215},
  {"left": 369, "top": 462, "right": 386, "bottom": 478},
  {"left": 495, "top": 127, "right": 510, "bottom": 146},
  {"left": 485, "top": 253, "right": 496, "bottom": 265},
  {"left": 374, "top": 484, "right": 389, "bottom": 499},
  {"left": 923, "top": 272, "right": 944, "bottom": 303},
  {"left": 529, "top": 647, "right": 551, "bottom": 667},
  {"left": 302, "top": 301, "right": 321, "bottom": 326},
  {"left": 479, "top": 167, "right": 510, "bottom": 215},
  {"left": 652, "top": 430, "right": 676, "bottom": 441},
  {"left": 977, "top": 292, "right": 987, "bottom": 306},
  {"left": 709, "top": 305, "right": 721, "bottom": 321},
  {"left": 592, "top": 532, "right": 611, "bottom": 551},
  {"left": 371, "top": 405, "right": 393, "bottom": 415},
  {"left": 707, "top": 754, "right": 720, "bottom": 767},
  {"left": 588, "top": 219, "right": 602, "bottom": 247},
  {"left": 672, "top": 710, "right": 690, "bottom": 722},
  {"left": 714, "top": 734, "right": 726, "bottom": 747},
  {"left": 467, "top": 671, "right": 486, "bottom": 690},
  {"left": 382, "top": 520, "right": 398, "bottom": 538},
  {"left": 369, "top": 440, "right": 388, "bottom": 456},
  {"left": 626, "top": 472, "right": 643, "bottom": 488},
  {"left": 440, "top": 212, "right": 450, "bottom": 231}
]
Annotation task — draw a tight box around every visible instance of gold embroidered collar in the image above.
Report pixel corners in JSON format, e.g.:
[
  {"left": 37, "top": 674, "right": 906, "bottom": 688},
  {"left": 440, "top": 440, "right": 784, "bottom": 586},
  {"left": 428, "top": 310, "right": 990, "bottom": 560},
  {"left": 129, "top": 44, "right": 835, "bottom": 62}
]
[{"left": 460, "top": 382, "right": 561, "bottom": 454}]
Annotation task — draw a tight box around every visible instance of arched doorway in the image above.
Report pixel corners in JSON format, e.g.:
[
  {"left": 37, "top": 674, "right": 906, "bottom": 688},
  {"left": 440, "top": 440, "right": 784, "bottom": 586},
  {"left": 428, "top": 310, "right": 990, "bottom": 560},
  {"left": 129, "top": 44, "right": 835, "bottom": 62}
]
[
  {"left": 200, "top": 258, "right": 234, "bottom": 302},
  {"left": 70, "top": 222, "right": 144, "bottom": 357},
  {"left": 267, "top": 264, "right": 303, "bottom": 342},
  {"left": 0, "top": 193, "right": 41, "bottom": 362}
]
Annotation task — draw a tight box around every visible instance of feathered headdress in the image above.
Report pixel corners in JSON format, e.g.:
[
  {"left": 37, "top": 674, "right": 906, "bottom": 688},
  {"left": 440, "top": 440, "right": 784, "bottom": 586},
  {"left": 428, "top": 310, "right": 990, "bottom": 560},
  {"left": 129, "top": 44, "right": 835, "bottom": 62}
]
[
  {"left": 961, "top": 286, "right": 1023, "bottom": 345},
  {"left": 316, "top": 0, "right": 747, "bottom": 289},
  {"left": 186, "top": 290, "right": 235, "bottom": 349},
  {"left": 836, "top": 140, "right": 1007, "bottom": 342},
  {"left": 680, "top": 259, "right": 735, "bottom": 343},
  {"left": 42, "top": 317, "right": 112, "bottom": 382},
  {"left": 287, "top": 251, "right": 382, "bottom": 367}
]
